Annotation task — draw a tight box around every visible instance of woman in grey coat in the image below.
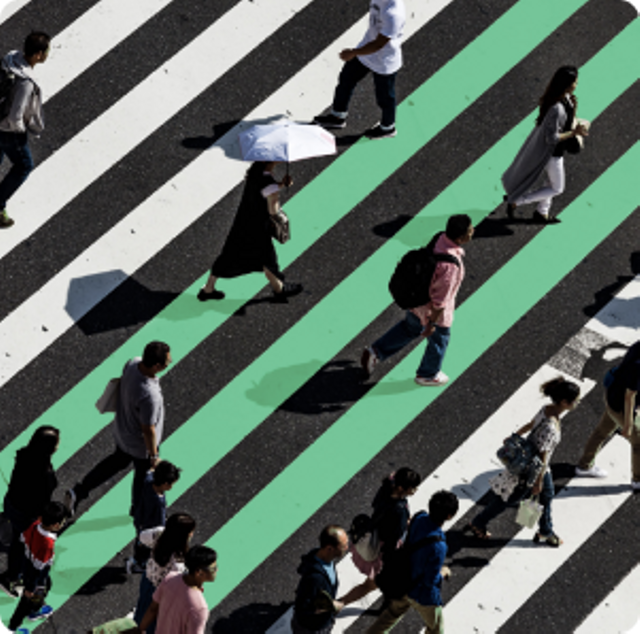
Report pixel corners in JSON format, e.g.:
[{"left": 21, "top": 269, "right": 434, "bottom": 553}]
[{"left": 502, "top": 66, "right": 588, "bottom": 223}]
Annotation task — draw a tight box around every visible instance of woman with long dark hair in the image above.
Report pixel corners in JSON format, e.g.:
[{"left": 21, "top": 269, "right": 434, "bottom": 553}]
[
  {"left": 133, "top": 512, "right": 196, "bottom": 634},
  {"left": 338, "top": 467, "right": 421, "bottom": 606},
  {"left": 0, "top": 425, "right": 59, "bottom": 598},
  {"left": 502, "top": 66, "right": 589, "bottom": 223},
  {"left": 466, "top": 378, "right": 581, "bottom": 547},
  {"left": 198, "top": 160, "right": 303, "bottom": 303}
]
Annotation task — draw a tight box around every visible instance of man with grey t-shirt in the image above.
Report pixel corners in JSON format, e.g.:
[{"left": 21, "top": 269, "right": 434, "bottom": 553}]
[{"left": 65, "top": 341, "right": 172, "bottom": 517}]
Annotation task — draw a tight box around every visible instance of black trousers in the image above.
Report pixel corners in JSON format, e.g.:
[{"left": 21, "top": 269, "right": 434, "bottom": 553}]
[{"left": 75, "top": 445, "right": 151, "bottom": 515}]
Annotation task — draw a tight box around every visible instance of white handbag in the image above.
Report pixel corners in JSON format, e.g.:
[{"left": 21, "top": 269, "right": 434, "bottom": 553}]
[
  {"left": 354, "top": 529, "right": 382, "bottom": 562},
  {"left": 95, "top": 378, "right": 121, "bottom": 414},
  {"left": 516, "top": 496, "right": 543, "bottom": 529}
]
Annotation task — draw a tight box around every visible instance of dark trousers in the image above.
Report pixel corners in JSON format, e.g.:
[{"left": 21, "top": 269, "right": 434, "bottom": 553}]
[
  {"left": 473, "top": 471, "right": 555, "bottom": 536},
  {"left": 8, "top": 575, "right": 50, "bottom": 629},
  {"left": 0, "top": 130, "right": 34, "bottom": 209},
  {"left": 75, "top": 445, "right": 151, "bottom": 515},
  {"left": 332, "top": 57, "right": 397, "bottom": 128},
  {"left": 1, "top": 497, "right": 36, "bottom": 582}
]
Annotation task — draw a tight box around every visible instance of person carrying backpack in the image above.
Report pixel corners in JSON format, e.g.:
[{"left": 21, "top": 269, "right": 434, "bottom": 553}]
[
  {"left": 366, "top": 491, "right": 459, "bottom": 634},
  {"left": 0, "top": 31, "right": 50, "bottom": 228},
  {"left": 339, "top": 468, "right": 420, "bottom": 607},
  {"left": 361, "top": 215, "right": 473, "bottom": 386}
]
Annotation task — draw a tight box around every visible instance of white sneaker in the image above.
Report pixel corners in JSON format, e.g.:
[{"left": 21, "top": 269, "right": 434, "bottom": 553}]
[
  {"left": 361, "top": 347, "right": 379, "bottom": 377},
  {"left": 125, "top": 557, "right": 145, "bottom": 575},
  {"left": 574, "top": 465, "right": 608, "bottom": 478},
  {"left": 415, "top": 372, "right": 449, "bottom": 387},
  {"left": 631, "top": 481, "right": 640, "bottom": 492}
]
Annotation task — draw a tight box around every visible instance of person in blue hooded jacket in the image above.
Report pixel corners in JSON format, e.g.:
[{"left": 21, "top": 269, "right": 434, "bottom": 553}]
[
  {"left": 366, "top": 491, "right": 459, "bottom": 634},
  {"left": 292, "top": 525, "right": 349, "bottom": 633}
]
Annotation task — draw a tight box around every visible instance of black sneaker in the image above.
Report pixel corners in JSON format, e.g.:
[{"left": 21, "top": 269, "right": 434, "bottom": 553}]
[
  {"left": 0, "top": 574, "right": 19, "bottom": 599},
  {"left": 365, "top": 124, "right": 397, "bottom": 140},
  {"left": 273, "top": 282, "right": 303, "bottom": 303},
  {"left": 0, "top": 209, "right": 14, "bottom": 228},
  {"left": 197, "top": 288, "right": 225, "bottom": 301},
  {"left": 313, "top": 113, "right": 346, "bottom": 129}
]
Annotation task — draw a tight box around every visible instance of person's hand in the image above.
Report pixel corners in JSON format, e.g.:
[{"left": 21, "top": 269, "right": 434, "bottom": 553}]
[
  {"left": 281, "top": 174, "right": 293, "bottom": 188},
  {"left": 574, "top": 123, "right": 589, "bottom": 137},
  {"left": 333, "top": 600, "right": 345, "bottom": 613},
  {"left": 339, "top": 48, "right": 356, "bottom": 62},
  {"left": 531, "top": 481, "right": 542, "bottom": 496},
  {"left": 149, "top": 455, "right": 161, "bottom": 469},
  {"left": 441, "top": 565, "right": 451, "bottom": 580},
  {"left": 421, "top": 323, "right": 436, "bottom": 338},
  {"left": 621, "top": 425, "right": 633, "bottom": 439}
]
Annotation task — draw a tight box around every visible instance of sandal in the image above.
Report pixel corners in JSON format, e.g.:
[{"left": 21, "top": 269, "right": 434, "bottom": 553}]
[
  {"left": 533, "top": 532, "right": 563, "bottom": 547},
  {"left": 465, "top": 523, "right": 491, "bottom": 540}
]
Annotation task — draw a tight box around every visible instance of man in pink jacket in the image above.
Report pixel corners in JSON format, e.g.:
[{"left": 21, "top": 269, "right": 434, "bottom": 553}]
[{"left": 362, "top": 214, "right": 473, "bottom": 386}]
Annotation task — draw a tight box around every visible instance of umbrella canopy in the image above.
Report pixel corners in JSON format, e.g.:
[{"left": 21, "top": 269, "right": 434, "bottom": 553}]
[{"left": 239, "top": 121, "right": 336, "bottom": 163}]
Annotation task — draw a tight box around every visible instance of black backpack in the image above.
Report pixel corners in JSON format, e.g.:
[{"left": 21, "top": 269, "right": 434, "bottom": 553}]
[
  {"left": 375, "top": 512, "right": 444, "bottom": 600},
  {"left": 0, "top": 67, "right": 22, "bottom": 120},
  {"left": 389, "top": 232, "right": 460, "bottom": 310}
]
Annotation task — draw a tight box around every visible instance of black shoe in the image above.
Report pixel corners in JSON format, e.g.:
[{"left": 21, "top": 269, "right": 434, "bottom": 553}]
[
  {"left": 0, "top": 573, "right": 19, "bottom": 599},
  {"left": 365, "top": 124, "right": 397, "bottom": 140},
  {"left": 273, "top": 282, "right": 303, "bottom": 303},
  {"left": 313, "top": 113, "right": 346, "bottom": 129},
  {"left": 533, "top": 211, "right": 560, "bottom": 224},
  {"left": 197, "top": 288, "right": 225, "bottom": 301}
]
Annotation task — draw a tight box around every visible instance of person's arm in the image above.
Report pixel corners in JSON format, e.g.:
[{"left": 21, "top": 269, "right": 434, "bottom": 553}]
[
  {"left": 138, "top": 395, "right": 161, "bottom": 465},
  {"left": 515, "top": 420, "right": 536, "bottom": 436},
  {"left": 6, "top": 80, "right": 31, "bottom": 133},
  {"left": 140, "top": 423, "right": 159, "bottom": 465},
  {"left": 531, "top": 450, "right": 548, "bottom": 496},
  {"left": 340, "top": 33, "right": 390, "bottom": 62},
  {"left": 137, "top": 600, "right": 160, "bottom": 632},
  {"left": 421, "top": 262, "right": 455, "bottom": 336},
  {"left": 622, "top": 389, "right": 636, "bottom": 439}
]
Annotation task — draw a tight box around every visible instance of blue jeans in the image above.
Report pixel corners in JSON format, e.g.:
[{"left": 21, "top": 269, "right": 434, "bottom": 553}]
[
  {"left": 134, "top": 574, "right": 157, "bottom": 634},
  {"left": 0, "top": 131, "right": 33, "bottom": 209},
  {"left": 332, "top": 57, "right": 397, "bottom": 128},
  {"left": 473, "top": 471, "right": 555, "bottom": 536},
  {"left": 372, "top": 311, "right": 451, "bottom": 379}
]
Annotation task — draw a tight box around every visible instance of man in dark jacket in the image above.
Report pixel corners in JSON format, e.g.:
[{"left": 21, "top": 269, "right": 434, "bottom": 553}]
[
  {"left": 0, "top": 31, "right": 50, "bottom": 228},
  {"left": 366, "top": 491, "right": 459, "bottom": 634},
  {"left": 292, "top": 525, "right": 349, "bottom": 633}
]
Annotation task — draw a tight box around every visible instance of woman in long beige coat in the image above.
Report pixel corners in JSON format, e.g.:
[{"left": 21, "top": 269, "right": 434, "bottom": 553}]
[{"left": 502, "top": 66, "right": 589, "bottom": 223}]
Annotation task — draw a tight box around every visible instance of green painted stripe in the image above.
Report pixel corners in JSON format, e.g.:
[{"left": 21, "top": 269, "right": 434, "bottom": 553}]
[
  {"left": 13, "top": 20, "right": 639, "bottom": 627},
  {"left": 0, "top": 0, "right": 590, "bottom": 492},
  {"left": 200, "top": 142, "right": 640, "bottom": 609}
]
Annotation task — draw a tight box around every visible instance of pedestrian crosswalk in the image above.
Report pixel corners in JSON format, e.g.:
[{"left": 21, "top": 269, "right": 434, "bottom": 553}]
[{"left": 0, "top": 0, "right": 638, "bottom": 631}]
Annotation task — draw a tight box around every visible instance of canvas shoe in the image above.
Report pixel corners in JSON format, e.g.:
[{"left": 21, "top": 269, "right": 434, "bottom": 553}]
[
  {"left": 574, "top": 465, "right": 608, "bottom": 478},
  {"left": 0, "top": 209, "right": 14, "bottom": 228},
  {"left": 415, "top": 372, "right": 449, "bottom": 387},
  {"left": 360, "top": 347, "right": 379, "bottom": 378},
  {"left": 28, "top": 604, "right": 54, "bottom": 621},
  {"left": 125, "top": 557, "right": 146, "bottom": 574},
  {"left": 365, "top": 124, "right": 397, "bottom": 140},
  {"left": 313, "top": 113, "right": 346, "bottom": 129}
]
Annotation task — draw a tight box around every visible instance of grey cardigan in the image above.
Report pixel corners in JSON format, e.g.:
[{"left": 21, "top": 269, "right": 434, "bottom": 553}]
[
  {"left": 502, "top": 102, "right": 567, "bottom": 203},
  {"left": 0, "top": 50, "right": 45, "bottom": 135}
]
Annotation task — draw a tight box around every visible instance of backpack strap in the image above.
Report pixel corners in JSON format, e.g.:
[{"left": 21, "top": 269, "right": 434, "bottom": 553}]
[{"left": 433, "top": 252, "right": 460, "bottom": 268}]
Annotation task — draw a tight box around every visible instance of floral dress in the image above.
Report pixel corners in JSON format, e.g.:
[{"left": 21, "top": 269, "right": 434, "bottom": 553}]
[{"left": 490, "top": 407, "right": 561, "bottom": 501}]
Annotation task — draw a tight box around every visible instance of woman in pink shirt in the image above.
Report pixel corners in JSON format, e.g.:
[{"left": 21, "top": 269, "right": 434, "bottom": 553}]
[{"left": 362, "top": 214, "right": 473, "bottom": 386}]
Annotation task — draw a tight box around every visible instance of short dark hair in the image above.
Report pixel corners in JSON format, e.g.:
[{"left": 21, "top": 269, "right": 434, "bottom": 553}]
[
  {"left": 42, "top": 501, "right": 67, "bottom": 527},
  {"left": 142, "top": 341, "right": 170, "bottom": 367},
  {"left": 153, "top": 461, "right": 181, "bottom": 486},
  {"left": 445, "top": 214, "right": 472, "bottom": 242},
  {"left": 428, "top": 490, "right": 459, "bottom": 525},
  {"left": 185, "top": 545, "right": 217, "bottom": 574},
  {"left": 28, "top": 425, "right": 60, "bottom": 457},
  {"left": 319, "top": 525, "right": 344, "bottom": 549},
  {"left": 24, "top": 32, "right": 51, "bottom": 58}
]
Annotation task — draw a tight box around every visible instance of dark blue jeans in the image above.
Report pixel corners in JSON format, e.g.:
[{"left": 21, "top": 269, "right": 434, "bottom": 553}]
[
  {"left": 473, "top": 471, "right": 555, "bottom": 536},
  {"left": 372, "top": 311, "right": 451, "bottom": 379},
  {"left": 332, "top": 57, "right": 397, "bottom": 128},
  {"left": 134, "top": 574, "right": 157, "bottom": 634},
  {"left": 0, "top": 131, "right": 33, "bottom": 209}
]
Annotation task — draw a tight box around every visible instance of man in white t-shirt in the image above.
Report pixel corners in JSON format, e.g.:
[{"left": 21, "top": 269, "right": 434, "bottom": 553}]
[{"left": 314, "top": 0, "right": 405, "bottom": 139}]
